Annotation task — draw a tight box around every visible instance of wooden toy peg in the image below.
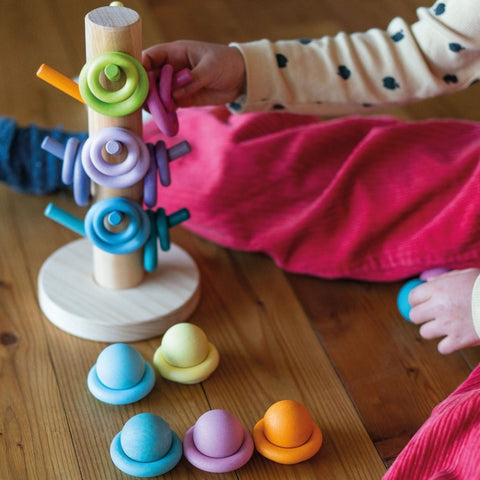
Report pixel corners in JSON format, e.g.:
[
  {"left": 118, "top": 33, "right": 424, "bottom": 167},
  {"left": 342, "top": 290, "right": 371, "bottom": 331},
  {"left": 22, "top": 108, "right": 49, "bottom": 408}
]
[{"left": 36, "top": 64, "right": 85, "bottom": 104}]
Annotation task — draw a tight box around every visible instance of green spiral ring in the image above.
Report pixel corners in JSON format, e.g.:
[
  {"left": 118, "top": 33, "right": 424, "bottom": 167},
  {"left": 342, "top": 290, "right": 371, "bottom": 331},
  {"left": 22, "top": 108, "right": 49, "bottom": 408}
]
[{"left": 79, "top": 51, "right": 148, "bottom": 117}]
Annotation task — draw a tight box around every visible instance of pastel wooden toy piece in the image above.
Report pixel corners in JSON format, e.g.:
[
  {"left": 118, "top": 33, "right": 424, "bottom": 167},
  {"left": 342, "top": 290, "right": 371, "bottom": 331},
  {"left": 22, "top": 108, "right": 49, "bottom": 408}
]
[
  {"left": 45, "top": 129, "right": 191, "bottom": 207},
  {"left": 143, "top": 207, "right": 190, "bottom": 272},
  {"left": 110, "top": 413, "right": 182, "bottom": 477},
  {"left": 145, "top": 65, "right": 193, "bottom": 137},
  {"left": 85, "top": 198, "right": 151, "bottom": 254},
  {"left": 144, "top": 144, "right": 158, "bottom": 208},
  {"left": 397, "top": 268, "right": 449, "bottom": 321},
  {"left": 253, "top": 400, "right": 323, "bottom": 465},
  {"left": 41, "top": 136, "right": 91, "bottom": 206},
  {"left": 44, "top": 203, "right": 86, "bottom": 236},
  {"left": 143, "top": 139, "right": 192, "bottom": 207},
  {"left": 183, "top": 409, "right": 254, "bottom": 473},
  {"left": 79, "top": 51, "right": 149, "bottom": 116},
  {"left": 44, "top": 201, "right": 190, "bottom": 271},
  {"left": 81, "top": 127, "right": 150, "bottom": 189},
  {"left": 45, "top": 199, "right": 150, "bottom": 255},
  {"left": 154, "top": 207, "right": 190, "bottom": 252},
  {"left": 87, "top": 343, "right": 155, "bottom": 405},
  {"left": 153, "top": 323, "right": 219, "bottom": 384},
  {"left": 419, "top": 267, "right": 450, "bottom": 281},
  {"left": 36, "top": 64, "right": 85, "bottom": 104},
  {"left": 153, "top": 140, "right": 191, "bottom": 188},
  {"left": 397, "top": 278, "right": 424, "bottom": 321}
]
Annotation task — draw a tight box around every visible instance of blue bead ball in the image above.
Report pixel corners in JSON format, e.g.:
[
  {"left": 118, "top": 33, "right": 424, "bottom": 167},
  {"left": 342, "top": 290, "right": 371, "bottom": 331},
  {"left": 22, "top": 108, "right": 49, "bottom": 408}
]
[
  {"left": 397, "top": 278, "right": 424, "bottom": 321},
  {"left": 120, "top": 413, "right": 173, "bottom": 463},
  {"left": 96, "top": 343, "right": 145, "bottom": 390}
]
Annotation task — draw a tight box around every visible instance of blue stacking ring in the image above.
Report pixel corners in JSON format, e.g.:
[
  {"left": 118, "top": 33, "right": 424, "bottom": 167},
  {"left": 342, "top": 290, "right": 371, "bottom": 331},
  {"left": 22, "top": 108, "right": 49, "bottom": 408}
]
[
  {"left": 143, "top": 210, "right": 158, "bottom": 272},
  {"left": 84, "top": 197, "right": 150, "bottom": 254}
]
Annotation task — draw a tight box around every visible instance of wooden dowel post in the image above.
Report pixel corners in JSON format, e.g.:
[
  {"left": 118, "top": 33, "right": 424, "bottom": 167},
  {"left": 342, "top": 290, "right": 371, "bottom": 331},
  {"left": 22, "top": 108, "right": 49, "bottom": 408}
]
[{"left": 85, "top": 5, "right": 144, "bottom": 289}]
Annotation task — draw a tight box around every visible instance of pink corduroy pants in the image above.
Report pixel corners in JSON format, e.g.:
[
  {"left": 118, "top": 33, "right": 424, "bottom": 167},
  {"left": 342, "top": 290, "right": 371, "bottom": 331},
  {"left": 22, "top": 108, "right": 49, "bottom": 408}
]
[
  {"left": 145, "top": 106, "right": 480, "bottom": 281},
  {"left": 383, "top": 362, "right": 480, "bottom": 480}
]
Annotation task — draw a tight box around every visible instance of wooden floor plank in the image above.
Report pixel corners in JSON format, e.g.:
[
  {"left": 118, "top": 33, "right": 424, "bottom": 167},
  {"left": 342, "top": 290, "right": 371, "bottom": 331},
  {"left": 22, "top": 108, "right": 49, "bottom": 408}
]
[
  {"left": 287, "top": 274, "right": 474, "bottom": 465},
  {"left": 0, "top": 188, "right": 82, "bottom": 479}
]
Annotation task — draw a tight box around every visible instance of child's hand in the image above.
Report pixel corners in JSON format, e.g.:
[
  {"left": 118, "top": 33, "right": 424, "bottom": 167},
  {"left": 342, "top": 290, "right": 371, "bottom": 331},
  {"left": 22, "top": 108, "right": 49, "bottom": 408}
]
[
  {"left": 142, "top": 41, "right": 246, "bottom": 108},
  {"left": 408, "top": 268, "right": 480, "bottom": 354}
]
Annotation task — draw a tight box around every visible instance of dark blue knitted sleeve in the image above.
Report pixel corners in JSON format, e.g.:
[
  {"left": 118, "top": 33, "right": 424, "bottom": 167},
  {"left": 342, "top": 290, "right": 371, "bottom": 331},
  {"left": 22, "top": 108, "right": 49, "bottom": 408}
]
[{"left": 0, "top": 117, "right": 87, "bottom": 194}]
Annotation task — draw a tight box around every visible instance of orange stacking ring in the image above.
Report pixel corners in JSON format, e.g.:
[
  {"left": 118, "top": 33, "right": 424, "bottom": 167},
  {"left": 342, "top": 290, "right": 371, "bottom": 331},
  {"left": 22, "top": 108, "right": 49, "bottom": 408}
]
[{"left": 253, "top": 400, "right": 323, "bottom": 464}]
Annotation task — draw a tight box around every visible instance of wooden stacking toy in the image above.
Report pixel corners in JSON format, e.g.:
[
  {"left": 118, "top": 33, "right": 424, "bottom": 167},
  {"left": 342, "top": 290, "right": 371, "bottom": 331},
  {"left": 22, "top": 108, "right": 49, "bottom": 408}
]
[{"left": 36, "top": 2, "right": 200, "bottom": 342}]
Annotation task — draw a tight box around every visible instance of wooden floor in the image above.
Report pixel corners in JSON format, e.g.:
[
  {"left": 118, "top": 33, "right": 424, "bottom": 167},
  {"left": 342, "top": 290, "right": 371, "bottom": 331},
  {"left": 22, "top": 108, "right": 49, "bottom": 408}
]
[{"left": 2, "top": 0, "right": 480, "bottom": 479}]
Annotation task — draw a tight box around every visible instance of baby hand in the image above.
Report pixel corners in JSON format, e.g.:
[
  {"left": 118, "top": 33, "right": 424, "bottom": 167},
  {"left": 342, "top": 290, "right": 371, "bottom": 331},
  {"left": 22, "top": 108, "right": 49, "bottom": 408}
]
[
  {"left": 408, "top": 268, "right": 480, "bottom": 354},
  {"left": 142, "top": 40, "right": 246, "bottom": 107}
]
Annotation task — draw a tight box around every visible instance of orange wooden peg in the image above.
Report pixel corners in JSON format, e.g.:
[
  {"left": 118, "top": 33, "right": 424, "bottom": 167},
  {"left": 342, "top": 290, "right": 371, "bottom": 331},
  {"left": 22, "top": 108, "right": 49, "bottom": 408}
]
[{"left": 36, "top": 64, "right": 85, "bottom": 104}]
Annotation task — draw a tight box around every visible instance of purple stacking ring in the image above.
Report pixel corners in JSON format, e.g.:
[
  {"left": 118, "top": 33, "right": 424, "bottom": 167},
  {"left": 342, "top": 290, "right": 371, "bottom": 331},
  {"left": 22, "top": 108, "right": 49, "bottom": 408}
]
[
  {"left": 73, "top": 142, "right": 91, "bottom": 206},
  {"left": 143, "top": 143, "right": 158, "bottom": 208},
  {"left": 155, "top": 141, "right": 171, "bottom": 187},
  {"left": 62, "top": 137, "right": 80, "bottom": 185},
  {"left": 82, "top": 127, "right": 150, "bottom": 189}
]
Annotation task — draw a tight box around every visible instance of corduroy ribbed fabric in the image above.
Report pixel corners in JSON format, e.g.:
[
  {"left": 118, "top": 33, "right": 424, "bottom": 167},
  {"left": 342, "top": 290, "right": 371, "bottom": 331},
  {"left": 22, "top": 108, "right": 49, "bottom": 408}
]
[
  {"left": 384, "top": 363, "right": 480, "bottom": 479},
  {"left": 145, "top": 106, "right": 480, "bottom": 281}
]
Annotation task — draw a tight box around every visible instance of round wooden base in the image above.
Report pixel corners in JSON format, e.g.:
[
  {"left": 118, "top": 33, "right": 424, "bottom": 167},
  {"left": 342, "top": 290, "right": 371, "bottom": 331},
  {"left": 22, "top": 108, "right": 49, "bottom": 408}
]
[{"left": 38, "top": 238, "right": 201, "bottom": 342}]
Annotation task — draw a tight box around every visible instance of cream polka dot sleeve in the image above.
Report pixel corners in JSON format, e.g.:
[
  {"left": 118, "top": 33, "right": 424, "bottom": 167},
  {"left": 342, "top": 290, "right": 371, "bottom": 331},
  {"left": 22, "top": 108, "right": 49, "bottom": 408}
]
[
  {"left": 472, "top": 274, "right": 480, "bottom": 340},
  {"left": 229, "top": 0, "right": 480, "bottom": 115}
]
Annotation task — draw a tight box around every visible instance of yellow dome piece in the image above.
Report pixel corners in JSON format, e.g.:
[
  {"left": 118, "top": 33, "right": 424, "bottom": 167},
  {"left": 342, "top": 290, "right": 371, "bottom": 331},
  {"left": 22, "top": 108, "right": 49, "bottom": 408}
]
[{"left": 153, "top": 323, "right": 219, "bottom": 384}]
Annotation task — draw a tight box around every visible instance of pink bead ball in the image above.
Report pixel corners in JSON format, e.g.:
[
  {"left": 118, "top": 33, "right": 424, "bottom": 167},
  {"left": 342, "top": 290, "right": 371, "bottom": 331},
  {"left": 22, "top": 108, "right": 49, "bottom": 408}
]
[{"left": 193, "top": 410, "right": 244, "bottom": 458}]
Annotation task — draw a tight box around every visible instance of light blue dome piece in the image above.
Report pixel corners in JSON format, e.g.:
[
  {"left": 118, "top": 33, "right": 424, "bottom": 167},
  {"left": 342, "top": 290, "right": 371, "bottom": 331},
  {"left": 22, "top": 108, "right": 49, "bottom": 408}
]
[{"left": 87, "top": 343, "right": 155, "bottom": 405}]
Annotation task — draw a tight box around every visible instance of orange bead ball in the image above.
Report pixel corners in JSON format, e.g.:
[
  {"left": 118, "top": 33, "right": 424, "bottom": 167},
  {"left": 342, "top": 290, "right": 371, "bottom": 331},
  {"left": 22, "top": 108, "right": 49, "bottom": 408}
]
[{"left": 263, "top": 400, "right": 314, "bottom": 448}]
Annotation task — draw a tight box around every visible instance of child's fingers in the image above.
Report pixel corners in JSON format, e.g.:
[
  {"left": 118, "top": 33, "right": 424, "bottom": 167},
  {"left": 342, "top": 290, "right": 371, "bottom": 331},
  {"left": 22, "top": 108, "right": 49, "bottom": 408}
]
[
  {"left": 437, "top": 337, "right": 458, "bottom": 355},
  {"left": 142, "top": 48, "right": 168, "bottom": 69},
  {"left": 408, "top": 281, "right": 432, "bottom": 306},
  {"left": 172, "top": 79, "right": 201, "bottom": 99},
  {"left": 437, "top": 335, "right": 465, "bottom": 355},
  {"left": 418, "top": 319, "right": 444, "bottom": 340},
  {"left": 409, "top": 301, "right": 435, "bottom": 325},
  {"left": 141, "top": 52, "right": 155, "bottom": 70}
]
